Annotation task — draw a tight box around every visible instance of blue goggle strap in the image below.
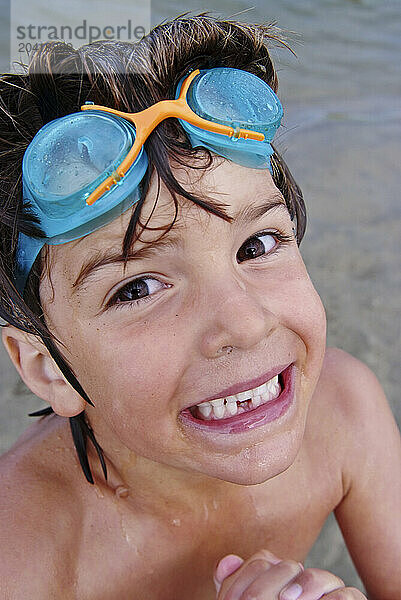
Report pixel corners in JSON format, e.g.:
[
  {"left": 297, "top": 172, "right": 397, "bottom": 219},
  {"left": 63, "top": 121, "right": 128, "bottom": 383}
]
[
  {"left": 180, "top": 121, "right": 275, "bottom": 172},
  {"left": 15, "top": 233, "right": 46, "bottom": 294}
]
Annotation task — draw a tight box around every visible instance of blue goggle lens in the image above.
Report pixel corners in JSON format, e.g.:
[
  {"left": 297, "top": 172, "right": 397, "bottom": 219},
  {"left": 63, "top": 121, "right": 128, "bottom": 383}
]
[
  {"left": 186, "top": 68, "right": 282, "bottom": 140},
  {"left": 23, "top": 112, "right": 137, "bottom": 218}
]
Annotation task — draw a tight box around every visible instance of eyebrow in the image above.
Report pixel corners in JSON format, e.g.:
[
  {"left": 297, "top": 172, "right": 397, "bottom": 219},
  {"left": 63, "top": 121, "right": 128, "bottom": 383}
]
[
  {"left": 232, "top": 193, "right": 286, "bottom": 227},
  {"left": 71, "top": 194, "right": 287, "bottom": 294},
  {"left": 71, "top": 231, "right": 184, "bottom": 293}
]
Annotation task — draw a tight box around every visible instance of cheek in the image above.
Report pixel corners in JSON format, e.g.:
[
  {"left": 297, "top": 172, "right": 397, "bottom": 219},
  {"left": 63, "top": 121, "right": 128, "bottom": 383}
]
[
  {"left": 69, "top": 315, "right": 190, "bottom": 421},
  {"left": 60, "top": 317, "right": 192, "bottom": 457},
  {"left": 260, "top": 257, "right": 327, "bottom": 382},
  {"left": 284, "top": 278, "right": 327, "bottom": 350},
  {"left": 261, "top": 256, "right": 326, "bottom": 347},
  {"left": 279, "top": 274, "right": 327, "bottom": 400}
]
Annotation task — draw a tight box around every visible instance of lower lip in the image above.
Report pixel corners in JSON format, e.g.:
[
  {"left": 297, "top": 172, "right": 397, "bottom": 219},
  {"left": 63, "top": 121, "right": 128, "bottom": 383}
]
[{"left": 179, "top": 364, "right": 295, "bottom": 434}]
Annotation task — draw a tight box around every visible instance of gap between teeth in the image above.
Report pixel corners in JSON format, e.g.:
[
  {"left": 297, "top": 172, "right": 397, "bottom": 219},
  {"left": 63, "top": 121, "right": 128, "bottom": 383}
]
[{"left": 193, "top": 374, "right": 281, "bottom": 420}]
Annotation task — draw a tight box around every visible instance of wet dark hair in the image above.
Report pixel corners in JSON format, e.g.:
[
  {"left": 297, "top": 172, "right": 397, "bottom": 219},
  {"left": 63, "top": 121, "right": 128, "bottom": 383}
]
[{"left": 0, "top": 12, "right": 306, "bottom": 483}]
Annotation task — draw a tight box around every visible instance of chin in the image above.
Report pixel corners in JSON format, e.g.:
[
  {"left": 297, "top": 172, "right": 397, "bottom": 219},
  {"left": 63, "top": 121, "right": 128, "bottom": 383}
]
[{"left": 200, "top": 428, "right": 304, "bottom": 486}]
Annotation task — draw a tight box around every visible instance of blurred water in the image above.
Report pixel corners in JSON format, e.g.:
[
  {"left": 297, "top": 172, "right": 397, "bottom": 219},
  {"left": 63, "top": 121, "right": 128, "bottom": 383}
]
[{"left": 153, "top": 0, "right": 401, "bottom": 99}]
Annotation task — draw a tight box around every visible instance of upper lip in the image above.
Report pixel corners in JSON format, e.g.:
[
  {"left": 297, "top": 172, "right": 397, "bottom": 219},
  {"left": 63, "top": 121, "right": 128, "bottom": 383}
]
[{"left": 182, "top": 362, "right": 293, "bottom": 410}]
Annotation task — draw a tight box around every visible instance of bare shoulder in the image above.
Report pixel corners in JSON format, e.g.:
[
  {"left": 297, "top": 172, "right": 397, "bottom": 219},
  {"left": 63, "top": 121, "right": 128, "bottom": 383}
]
[
  {"left": 306, "top": 346, "right": 399, "bottom": 491},
  {"left": 312, "top": 349, "right": 401, "bottom": 598},
  {"left": 315, "top": 346, "right": 396, "bottom": 428},
  {"left": 0, "top": 414, "right": 82, "bottom": 598},
  {"left": 309, "top": 346, "right": 391, "bottom": 422},
  {"left": 317, "top": 346, "right": 385, "bottom": 404}
]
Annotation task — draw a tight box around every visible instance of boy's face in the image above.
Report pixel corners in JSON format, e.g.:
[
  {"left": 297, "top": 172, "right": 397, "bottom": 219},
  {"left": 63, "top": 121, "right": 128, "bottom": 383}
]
[{"left": 41, "top": 158, "right": 326, "bottom": 486}]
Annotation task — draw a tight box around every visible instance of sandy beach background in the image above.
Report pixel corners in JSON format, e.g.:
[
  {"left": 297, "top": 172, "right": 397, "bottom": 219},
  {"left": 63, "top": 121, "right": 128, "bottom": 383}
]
[{"left": 1, "top": 0, "right": 400, "bottom": 593}]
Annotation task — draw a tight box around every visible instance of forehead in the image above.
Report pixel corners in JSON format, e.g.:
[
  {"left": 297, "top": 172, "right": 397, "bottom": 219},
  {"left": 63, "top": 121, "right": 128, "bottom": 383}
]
[{"left": 45, "top": 158, "right": 285, "bottom": 283}]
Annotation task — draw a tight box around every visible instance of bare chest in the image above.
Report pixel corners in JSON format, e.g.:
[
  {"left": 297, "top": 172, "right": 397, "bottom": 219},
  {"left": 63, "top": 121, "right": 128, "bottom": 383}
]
[{"left": 75, "top": 456, "right": 343, "bottom": 600}]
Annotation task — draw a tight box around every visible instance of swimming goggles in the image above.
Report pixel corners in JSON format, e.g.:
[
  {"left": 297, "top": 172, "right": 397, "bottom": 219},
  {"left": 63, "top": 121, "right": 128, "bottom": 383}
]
[{"left": 15, "top": 67, "right": 283, "bottom": 293}]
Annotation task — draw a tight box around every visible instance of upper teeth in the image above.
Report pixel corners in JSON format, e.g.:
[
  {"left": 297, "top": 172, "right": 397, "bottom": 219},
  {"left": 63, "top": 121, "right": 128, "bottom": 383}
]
[{"left": 195, "top": 375, "right": 280, "bottom": 420}]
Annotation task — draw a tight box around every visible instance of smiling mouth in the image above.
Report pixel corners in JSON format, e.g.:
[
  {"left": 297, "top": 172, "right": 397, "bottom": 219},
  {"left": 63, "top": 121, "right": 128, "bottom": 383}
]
[{"left": 188, "top": 370, "right": 286, "bottom": 422}]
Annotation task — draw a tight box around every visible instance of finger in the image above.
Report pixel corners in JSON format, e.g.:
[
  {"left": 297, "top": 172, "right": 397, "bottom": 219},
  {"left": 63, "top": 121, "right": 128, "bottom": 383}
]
[
  {"left": 214, "top": 555, "right": 245, "bottom": 594},
  {"left": 217, "top": 550, "right": 282, "bottom": 599},
  {"left": 322, "top": 588, "right": 367, "bottom": 599},
  {"left": 237, "top": 559, "right": 303, "bottom": 599},
  {"left": 219, "top": 558, "right": 276, "bottom": 599},
  {"left": 279, "top": 568, "right": 345, "bottom": 600}
]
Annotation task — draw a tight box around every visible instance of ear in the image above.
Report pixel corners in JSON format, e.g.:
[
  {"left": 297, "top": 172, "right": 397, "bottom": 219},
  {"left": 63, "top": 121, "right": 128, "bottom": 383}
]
[{"left": 1, "top": 325, "right": 86, "bottom": 417}]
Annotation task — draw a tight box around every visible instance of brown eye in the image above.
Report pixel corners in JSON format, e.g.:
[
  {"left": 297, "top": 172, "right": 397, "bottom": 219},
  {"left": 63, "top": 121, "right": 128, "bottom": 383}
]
[
  {"left": 111, "top": 277, "right": 165, "bottom": 305},
  {"left": 237, "top": 233, "right": 277, "bottom": 263}
]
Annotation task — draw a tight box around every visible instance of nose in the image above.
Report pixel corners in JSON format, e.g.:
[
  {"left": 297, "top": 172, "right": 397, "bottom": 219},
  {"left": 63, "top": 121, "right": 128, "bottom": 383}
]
[{"left": 199, "top": 281, "right": 279, "bottom": 359}]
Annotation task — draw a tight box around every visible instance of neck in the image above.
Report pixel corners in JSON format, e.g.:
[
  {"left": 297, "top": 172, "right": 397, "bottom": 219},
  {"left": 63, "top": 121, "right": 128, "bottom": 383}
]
[{"left": 83, "top": 411, "right": 240, "bottom": 518}]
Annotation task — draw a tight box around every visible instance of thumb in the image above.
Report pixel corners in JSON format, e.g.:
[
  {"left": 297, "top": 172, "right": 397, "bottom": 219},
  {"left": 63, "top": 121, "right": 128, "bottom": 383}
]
[{"left": 213, "top": 554, "right": 244, "bottom": 596}]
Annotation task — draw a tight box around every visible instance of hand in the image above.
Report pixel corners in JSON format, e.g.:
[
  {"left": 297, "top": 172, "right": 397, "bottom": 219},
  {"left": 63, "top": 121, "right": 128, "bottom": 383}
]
[{"left": 213, "top": 550, "right": 367, "bottom": 599}]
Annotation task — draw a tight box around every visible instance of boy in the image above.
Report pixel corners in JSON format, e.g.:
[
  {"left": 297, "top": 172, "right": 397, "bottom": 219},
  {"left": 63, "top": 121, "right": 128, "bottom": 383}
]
[{"left": 0, "top": 14, "right": 400, "bottom": 600}]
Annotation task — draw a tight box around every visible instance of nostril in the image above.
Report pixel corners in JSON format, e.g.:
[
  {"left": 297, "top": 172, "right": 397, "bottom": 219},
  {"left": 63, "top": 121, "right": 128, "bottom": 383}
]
[{"left": 219, "top": 345, "right": 234, "bottom": 354}]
